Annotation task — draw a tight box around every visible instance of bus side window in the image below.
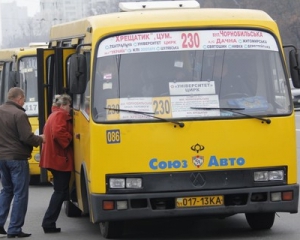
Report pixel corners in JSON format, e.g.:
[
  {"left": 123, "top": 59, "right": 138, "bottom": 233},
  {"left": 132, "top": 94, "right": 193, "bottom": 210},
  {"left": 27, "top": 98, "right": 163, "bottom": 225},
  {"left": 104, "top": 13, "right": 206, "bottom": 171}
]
[
  {"left": 94, "top": 56, "right": 119, "bottom": 119},
  {"left": 79, "top": 52, "right": 91, "bottom": 116}
]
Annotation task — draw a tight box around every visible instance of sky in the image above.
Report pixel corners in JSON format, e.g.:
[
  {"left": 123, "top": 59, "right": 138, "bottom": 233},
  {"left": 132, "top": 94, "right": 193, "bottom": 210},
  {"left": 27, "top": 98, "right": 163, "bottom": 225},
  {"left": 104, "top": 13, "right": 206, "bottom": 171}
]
[
  {"left": 0, "top": 0, "right": 40, "bottom": 46},
  {"left": 1, "top": 0, "right": 40, "bottom": 17}
]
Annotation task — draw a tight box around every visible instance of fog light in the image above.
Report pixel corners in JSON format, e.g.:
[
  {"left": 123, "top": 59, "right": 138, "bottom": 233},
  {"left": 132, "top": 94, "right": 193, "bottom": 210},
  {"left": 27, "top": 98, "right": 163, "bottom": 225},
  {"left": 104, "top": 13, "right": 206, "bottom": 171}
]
[
  {"left": 254, "top": 171, "right": 268, "bottom": 181},
  {"left": 34, "top": 153, "right": 40, "bottom": 162},
  {"left": 103, "top": 201, "right": 114, "bottom": 210},
  {"left": 282, "top": 191, "right": 293, "bottom": 201},
  {"left": 109, "top": 178, "right": 125, "bottom": 189},
  {"left": 126, "top": 178, "right": 142, "bottom": 188},
  {"left": 269, "top": 170, "right": 284, "bottom": 181},
  {"left": 116, "top": 201, "right": 128, "bottom": 210},
  {"left": 271, "top": 192, "right": 281, "bottom": 202}
]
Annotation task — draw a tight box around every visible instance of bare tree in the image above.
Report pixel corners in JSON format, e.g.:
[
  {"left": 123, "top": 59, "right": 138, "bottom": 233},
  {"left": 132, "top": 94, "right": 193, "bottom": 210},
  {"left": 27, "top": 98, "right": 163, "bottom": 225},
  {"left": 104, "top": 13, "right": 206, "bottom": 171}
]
[{"left": 3, "top": 0, "right": 300, "bottom": 49}]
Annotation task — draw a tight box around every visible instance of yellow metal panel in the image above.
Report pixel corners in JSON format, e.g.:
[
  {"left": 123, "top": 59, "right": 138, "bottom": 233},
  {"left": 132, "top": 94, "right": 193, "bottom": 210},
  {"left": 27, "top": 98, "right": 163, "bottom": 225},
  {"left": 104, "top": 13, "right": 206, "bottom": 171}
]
[{"left": 88, "top": 115, "right": 297, "bottom": 193}]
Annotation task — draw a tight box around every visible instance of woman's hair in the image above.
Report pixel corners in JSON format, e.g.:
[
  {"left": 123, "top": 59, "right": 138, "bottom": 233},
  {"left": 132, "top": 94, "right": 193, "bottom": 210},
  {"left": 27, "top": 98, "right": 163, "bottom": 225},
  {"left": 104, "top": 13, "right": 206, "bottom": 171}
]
[
  {"left": 52, "top": 94, "right": 61, "bottom": 107},
  {"left": 56, "top": 94, "right": 72, "bottom": 106}
]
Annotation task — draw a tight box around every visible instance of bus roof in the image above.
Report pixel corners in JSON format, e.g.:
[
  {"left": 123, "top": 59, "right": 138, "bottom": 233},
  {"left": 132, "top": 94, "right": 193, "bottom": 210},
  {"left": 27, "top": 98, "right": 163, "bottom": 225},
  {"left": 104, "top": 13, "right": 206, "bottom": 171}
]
[
  {"left": 0, "top": 44, "right": 48, "bottom": 62},
  {"left": 0, "top": 48, "right": 18, "bottom": 62},
  {"left": 49, "top": 8, "right": 276, "bottom": 43}
]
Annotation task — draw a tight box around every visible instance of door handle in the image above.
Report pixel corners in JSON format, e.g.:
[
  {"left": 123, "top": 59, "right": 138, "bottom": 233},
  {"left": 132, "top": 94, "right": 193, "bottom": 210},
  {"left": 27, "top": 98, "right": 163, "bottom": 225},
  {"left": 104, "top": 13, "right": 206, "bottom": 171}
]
[{"left": 75, "top": 133, "right": 80, "bottom": 139}]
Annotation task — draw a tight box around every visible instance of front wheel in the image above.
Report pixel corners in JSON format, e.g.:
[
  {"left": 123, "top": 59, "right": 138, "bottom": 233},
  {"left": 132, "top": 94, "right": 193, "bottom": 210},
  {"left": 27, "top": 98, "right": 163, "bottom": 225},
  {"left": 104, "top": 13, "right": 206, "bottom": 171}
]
[
  {"left": 245, "top": 212, "right": 275, "bottom": 230},
  {"left": 99, "top": 221, "right": 124, "bottom": 239}
]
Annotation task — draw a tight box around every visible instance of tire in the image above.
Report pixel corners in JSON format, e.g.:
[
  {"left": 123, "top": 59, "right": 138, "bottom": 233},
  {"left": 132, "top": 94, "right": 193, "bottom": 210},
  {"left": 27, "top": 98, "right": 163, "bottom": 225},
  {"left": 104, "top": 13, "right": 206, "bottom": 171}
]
[
  {"left": 245, "top": 212, "right": 275, "bottom": 230},
  {"left": 99, "top": 221, "right": 123, "bottom": 239},
  {"left": 64, "top": 201, "right": 82, "bottom": 217}
]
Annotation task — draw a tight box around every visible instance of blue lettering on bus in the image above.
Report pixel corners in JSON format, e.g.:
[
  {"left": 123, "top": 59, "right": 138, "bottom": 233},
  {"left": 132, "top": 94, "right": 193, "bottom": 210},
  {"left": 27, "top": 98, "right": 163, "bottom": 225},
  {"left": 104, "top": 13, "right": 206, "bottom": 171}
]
[
  {"left": 149, "top": 158, "right": 188, "bottom": 170},
  {"left": 208, "top": 156, "right": 245, "bottom": 167}
]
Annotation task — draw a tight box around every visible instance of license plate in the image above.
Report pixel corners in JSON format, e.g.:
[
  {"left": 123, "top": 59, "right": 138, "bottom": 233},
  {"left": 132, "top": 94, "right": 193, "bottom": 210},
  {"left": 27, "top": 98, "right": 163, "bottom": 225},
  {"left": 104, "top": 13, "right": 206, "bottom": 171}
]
[{"left": 176, "top": 195, "right": 224, "bottom": 208}]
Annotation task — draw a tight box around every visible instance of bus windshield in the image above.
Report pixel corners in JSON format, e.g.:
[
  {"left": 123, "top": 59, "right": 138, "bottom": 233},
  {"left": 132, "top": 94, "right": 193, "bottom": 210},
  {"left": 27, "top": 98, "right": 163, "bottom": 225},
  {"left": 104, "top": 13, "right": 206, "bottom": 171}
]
[
  {"left": 19, "top": 56, "right": 39, "bottom": 117},
  {"left": 93, "top": 29, "right": 291, "bottom": 122}
]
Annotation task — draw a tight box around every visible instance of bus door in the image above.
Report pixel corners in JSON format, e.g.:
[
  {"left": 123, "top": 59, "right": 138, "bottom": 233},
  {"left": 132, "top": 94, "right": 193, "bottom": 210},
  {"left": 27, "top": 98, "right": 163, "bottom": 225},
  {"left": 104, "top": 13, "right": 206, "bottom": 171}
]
[
  {"left": 37, "top": 48, "right": 55, "bottom": 182},
  {"left": 54, "top": 47, "right": 78, "bottom": 208},
  {"left": 63, "top": 50, "right": 90, "bottom": 214},
  {"left": 52, "top": 48, "right": 77, "bottom": 166},
  {"left": 0, "top": 61, "right": 13, "bottom": 104},
  {"left": 38, "top": 47, "right": 76, "bottom": 182},
  {"left": 53, "top": 47, "right": 77, "bottom": 93}
]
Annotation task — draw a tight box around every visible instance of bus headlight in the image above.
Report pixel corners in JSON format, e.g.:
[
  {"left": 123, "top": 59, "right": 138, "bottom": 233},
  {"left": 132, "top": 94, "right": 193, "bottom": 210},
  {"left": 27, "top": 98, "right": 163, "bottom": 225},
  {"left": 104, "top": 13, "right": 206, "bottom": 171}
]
[
  {"left": 254, "top": 170, "right": 284, "bottom": 182},
  {"left": 34, "top": 153, "right": 40, "bottom": 162},
  {"left": 269, "top": 170, "right": 284, "bottom": 180},
  {"left": 126, "top": 178, "right": 142, "bottom": 188},
  {"left": 254, "top": 171, "right": 268, "bottom": 181},
  {"left": 109, "top": 178, "right": 142, "bottom": 189},
  {"left": 109, "top": 178, "right": 125, "bottom": 188}
]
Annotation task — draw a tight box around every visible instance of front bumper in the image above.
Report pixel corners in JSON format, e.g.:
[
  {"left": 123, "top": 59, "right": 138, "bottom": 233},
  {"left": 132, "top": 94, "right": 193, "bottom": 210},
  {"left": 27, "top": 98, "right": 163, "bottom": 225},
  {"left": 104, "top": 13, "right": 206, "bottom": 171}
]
[{"left": 90, "top": 184, "right": 299, "bottom": 223}]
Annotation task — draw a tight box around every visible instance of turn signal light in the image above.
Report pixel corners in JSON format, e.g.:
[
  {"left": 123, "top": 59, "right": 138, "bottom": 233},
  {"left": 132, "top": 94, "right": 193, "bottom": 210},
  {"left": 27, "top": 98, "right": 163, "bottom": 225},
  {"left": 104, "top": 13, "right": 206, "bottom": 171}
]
[
  {"left": 282, "top": 191, "right": 293, "bottom": 201},
  {"left": 103, "top": 201, "right": 114, "bottom": 210}
]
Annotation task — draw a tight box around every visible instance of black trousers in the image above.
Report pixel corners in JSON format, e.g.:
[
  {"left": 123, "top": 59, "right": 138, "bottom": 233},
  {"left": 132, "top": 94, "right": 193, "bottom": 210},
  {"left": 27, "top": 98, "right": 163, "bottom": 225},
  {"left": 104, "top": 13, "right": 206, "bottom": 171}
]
[{"left": 42, "top": 169, "right": 71, "bottom": 228}]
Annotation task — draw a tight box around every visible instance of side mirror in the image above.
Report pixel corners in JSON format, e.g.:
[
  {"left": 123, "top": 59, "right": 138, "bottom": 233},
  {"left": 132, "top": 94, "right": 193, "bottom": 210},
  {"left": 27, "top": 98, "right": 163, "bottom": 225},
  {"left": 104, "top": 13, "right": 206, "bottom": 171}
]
[
  {"left": 69, "top": 53, "right": 87, "bottom": 94},
  {"left": 289, "top": 49, "right": 300, "bottom": 88}
]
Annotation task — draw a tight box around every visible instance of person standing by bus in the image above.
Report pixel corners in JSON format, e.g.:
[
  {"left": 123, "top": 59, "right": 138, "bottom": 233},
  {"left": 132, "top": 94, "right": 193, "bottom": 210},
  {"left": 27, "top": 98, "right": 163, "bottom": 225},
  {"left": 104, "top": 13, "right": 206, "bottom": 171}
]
[
  {"left": 39, "top": 94, "right": 73, "bottom": 234},
  {"left": 0, "top": 87, "right": 45, "bottom": 238}
]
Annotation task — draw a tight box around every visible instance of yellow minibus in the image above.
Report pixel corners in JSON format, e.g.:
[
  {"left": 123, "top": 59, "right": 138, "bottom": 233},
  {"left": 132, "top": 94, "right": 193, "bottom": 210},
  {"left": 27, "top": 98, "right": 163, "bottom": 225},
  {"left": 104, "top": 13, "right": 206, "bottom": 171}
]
[
  {"left": 37, "top": 1, "right": 300, "bottom": 238},
  {"left": 0, "top": 44, "right": 52, "bottom": 184}
]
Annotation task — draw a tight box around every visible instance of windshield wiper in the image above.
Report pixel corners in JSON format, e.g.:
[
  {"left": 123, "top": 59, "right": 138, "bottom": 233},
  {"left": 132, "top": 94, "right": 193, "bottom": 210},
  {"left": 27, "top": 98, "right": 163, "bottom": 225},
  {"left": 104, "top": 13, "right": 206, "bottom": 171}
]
[
  {"left": 190, "top": 107, "right": 271, "bottom": 124},
  {"left": 104, "top": 107, "right": 185, "bottom": 128}
]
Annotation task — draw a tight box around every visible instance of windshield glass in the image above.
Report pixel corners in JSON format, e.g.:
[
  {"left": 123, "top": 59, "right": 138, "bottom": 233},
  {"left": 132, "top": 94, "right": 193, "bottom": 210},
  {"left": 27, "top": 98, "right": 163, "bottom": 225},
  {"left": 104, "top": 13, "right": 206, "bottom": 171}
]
[
  {"left": 18, "top": 56, "right": 39, "bottom": 116},
  {"left": 93, "top": 29, "right": 291, "bottom": 122}
]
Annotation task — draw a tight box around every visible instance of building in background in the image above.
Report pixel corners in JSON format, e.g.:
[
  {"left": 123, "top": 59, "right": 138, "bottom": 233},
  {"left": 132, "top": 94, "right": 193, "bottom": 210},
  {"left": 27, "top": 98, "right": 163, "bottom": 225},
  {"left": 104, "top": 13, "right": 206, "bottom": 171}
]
[
  {"left": 0, "top": 2, "right": 28, "bottom": 48},
  {"left": 0, "top": 0, "right": 190, "bottom": 48},
  {"left": 39, "top": 0, "right": 85, "bottom": 24},
  {"left": 0, "top": 0, "right": 119, "bottom": 48}
]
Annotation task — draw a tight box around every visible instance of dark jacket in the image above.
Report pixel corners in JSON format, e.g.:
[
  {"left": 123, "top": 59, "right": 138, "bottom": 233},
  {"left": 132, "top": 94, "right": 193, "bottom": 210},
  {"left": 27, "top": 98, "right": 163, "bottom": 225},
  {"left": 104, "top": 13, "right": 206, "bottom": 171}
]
[
  {"left": 40, "top": 108, "right": 74, "bottom": 171},
  {"left": 0, "top": 101, "right": 43, "bottom": 160}
]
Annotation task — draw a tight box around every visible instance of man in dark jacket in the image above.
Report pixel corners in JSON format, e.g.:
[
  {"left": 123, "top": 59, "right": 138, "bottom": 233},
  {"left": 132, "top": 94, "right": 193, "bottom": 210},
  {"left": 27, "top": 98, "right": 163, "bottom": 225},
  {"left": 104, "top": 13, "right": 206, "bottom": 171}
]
[{"left": 0, "top": 87, "right": 45, "bottom": 238}]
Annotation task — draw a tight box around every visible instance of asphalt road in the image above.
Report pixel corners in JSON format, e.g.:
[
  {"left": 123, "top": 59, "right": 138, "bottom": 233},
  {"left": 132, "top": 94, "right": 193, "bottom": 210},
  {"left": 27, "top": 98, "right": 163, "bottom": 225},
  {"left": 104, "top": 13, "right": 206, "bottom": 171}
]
[
  {"left": 15, "top": 185, "right": 300, "bottom": 240},
  {"left": 8, "top": 184, "right": 300, "bottom": 240}
]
